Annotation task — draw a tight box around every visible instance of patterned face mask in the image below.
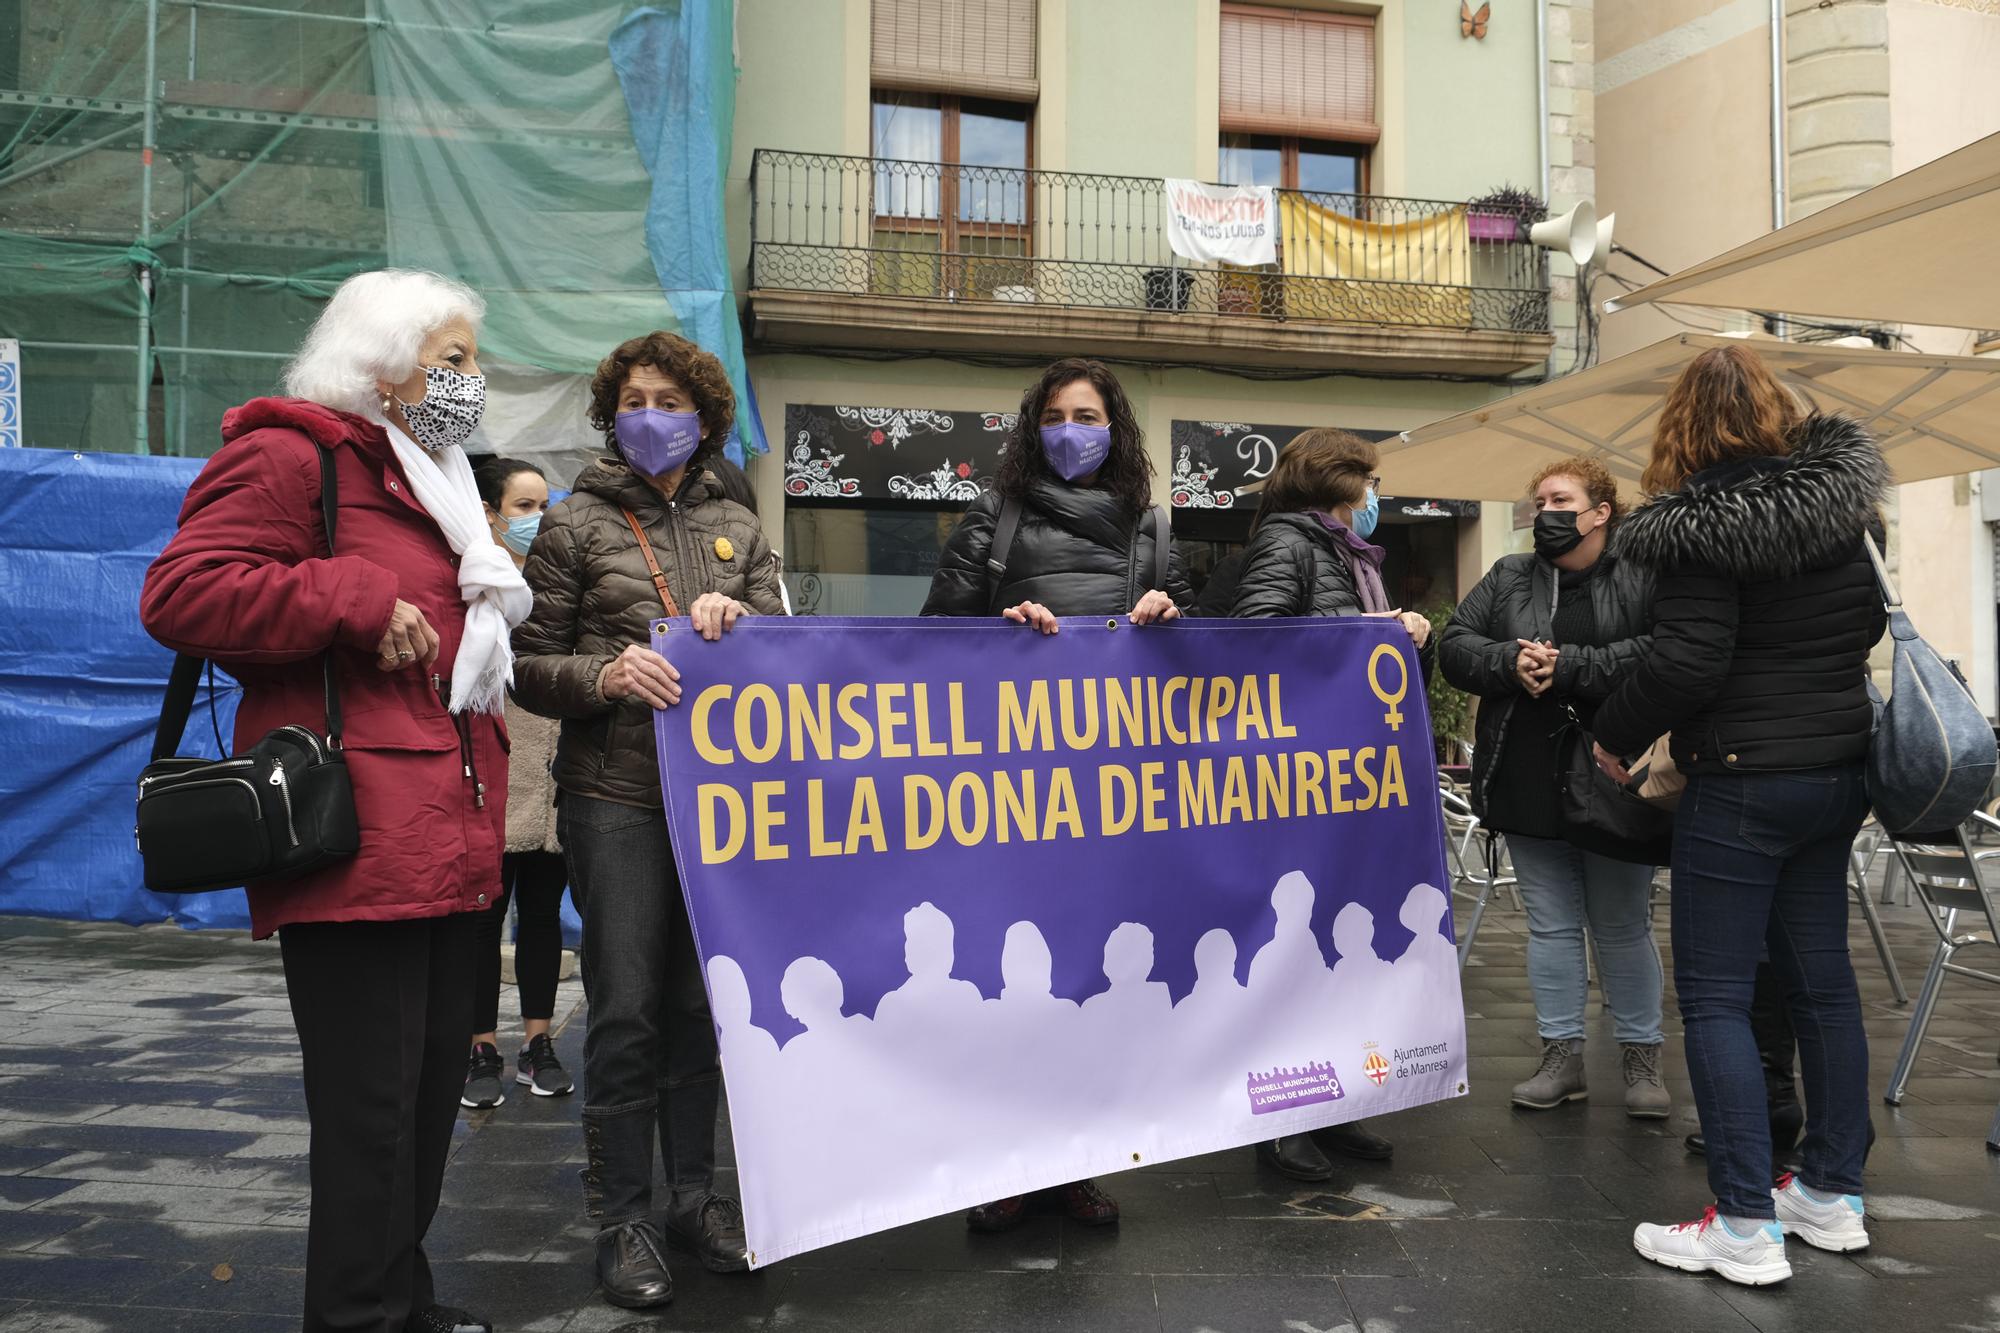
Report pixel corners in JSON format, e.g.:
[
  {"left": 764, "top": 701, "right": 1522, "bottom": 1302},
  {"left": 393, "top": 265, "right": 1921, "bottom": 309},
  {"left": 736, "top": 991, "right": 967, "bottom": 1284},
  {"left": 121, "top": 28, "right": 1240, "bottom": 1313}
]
[{"left": 395, "top": 364, "right": 486, "bottom": 452}]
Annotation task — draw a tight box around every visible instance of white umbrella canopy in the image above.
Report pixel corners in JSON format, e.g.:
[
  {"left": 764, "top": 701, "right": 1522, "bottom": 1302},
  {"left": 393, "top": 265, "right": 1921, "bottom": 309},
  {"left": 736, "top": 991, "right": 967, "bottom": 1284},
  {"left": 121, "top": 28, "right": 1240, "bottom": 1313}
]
[
  {"left": 1379, "top": 334, "right": 2000, "bottom": 502},
  {"left": 1604, "top": 132, "right": 2000, "bottom": 331}
]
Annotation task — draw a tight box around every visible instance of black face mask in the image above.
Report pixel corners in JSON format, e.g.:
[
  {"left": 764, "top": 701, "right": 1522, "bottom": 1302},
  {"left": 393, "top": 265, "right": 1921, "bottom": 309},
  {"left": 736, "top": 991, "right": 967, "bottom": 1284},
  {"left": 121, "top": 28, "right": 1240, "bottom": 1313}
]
[{"left": 1533, "top": 509, "right": 1589, "bottom": 561}]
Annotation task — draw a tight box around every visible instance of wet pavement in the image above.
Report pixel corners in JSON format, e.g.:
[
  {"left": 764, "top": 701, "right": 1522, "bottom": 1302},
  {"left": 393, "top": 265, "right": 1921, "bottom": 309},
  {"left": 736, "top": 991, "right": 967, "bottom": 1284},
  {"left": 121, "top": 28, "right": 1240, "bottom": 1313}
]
[{"left": 1, "top": 876, "right": 1997, "bottom": 1332}]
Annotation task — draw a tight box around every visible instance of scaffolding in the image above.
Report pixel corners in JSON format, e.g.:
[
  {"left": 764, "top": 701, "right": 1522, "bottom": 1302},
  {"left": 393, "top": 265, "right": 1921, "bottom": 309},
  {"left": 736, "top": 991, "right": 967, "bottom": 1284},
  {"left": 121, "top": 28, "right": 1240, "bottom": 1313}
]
[{"left": 0, "top": 0, "right": 725, "bottom": 459}]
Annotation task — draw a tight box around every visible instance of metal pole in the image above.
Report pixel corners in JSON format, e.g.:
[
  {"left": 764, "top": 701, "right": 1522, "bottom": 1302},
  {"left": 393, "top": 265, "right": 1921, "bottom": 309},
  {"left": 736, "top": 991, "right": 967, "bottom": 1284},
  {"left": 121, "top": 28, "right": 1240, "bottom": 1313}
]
[
  {"left": 1768, "top": 0, "right": 1789, "bottom": 342},
  {"left": 1535, "top": 0, "right": 1550, "bottom": 207},
  {"left": 176, "top": 9, "right": 196, "bottom": 457},
  {"left": 133, "top": 0, "right": 160, "bottom": 455}
]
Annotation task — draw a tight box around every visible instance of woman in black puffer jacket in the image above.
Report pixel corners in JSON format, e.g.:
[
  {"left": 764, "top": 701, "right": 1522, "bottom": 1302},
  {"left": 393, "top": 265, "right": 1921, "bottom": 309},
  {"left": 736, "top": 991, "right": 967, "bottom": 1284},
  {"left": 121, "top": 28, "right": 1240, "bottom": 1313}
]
[
  {"left": 1439, "top": 457, "right": 1666, "bottom": 1123},
  {"left": 1593, "top": 345, "right": 1888, "bottom": 1286},
  {"left": 921, "top": 357, "right": 1188, "bottom": 1235},
  {"left": 1231, "top": 429, "right": 1431, "bottom": 638},
  {"left": 1227, "top": 427, "right": 1422, "bottom": 1181},
  {"left": 922, "top": 358, "right": 1191, "bottom": 625}
]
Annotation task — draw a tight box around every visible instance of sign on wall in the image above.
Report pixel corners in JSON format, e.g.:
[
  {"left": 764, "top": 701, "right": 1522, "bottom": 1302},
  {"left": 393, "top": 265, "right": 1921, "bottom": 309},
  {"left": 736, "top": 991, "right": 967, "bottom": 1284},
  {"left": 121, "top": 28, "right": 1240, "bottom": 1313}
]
[
  {"left": 784, "top": 404, "right": 1014, "bottom": 503},
  {"left": 1169, "top": 420, "right": 1478, "bottom": 519}
]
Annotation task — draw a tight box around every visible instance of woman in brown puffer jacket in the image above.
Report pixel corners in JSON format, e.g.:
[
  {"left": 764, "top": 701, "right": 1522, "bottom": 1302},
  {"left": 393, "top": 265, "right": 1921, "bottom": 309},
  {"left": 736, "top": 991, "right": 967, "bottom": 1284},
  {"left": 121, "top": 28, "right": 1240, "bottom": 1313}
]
[{"left": 511, "top": 332, "right": 782, "bottom": 1312}]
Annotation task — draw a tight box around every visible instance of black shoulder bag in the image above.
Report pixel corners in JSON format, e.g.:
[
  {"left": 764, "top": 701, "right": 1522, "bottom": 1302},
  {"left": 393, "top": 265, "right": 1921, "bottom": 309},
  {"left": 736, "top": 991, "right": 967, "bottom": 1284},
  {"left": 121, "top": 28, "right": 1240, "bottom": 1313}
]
[{"left": 135, "top": 443, "right": 361, "bottom": 894}]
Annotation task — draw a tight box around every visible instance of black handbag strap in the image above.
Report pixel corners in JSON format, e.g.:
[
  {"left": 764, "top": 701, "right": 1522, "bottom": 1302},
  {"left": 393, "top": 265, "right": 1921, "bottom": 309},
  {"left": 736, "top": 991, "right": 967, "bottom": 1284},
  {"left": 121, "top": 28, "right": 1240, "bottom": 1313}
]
[
  {"left": 1150, "top": 503, "right": 1171, "bottom": 595},
  {"left": 985, "top": 494, "right": 1024, "bottom": 613},
  {"left": 152, "top": 443, "right": 343, "bottom": 762}
]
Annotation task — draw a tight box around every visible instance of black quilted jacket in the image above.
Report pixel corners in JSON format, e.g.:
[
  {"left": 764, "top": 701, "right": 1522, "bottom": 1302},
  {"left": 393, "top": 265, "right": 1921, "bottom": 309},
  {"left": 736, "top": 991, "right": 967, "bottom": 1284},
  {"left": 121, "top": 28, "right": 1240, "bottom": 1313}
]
[
  {"left": 1593, "top": 414, "right": 1890, "bottom": 773},
  {"left": 922, "top": 479, "right": 1193, "bottom": 618}
]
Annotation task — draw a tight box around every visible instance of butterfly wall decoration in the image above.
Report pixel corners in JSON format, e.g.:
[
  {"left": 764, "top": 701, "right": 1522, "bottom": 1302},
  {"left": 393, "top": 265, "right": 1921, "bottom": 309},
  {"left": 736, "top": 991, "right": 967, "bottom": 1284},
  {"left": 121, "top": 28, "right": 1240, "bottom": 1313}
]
[{"left": 1461, "top": 1, "right": 1491, "bottom": 39}]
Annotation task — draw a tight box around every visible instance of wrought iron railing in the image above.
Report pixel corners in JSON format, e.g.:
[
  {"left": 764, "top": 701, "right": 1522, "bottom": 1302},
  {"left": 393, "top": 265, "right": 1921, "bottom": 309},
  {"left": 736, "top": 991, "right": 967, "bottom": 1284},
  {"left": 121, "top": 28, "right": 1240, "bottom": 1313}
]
[{"left": 750, "top": 149, "right": 1552, "bottom": 335}]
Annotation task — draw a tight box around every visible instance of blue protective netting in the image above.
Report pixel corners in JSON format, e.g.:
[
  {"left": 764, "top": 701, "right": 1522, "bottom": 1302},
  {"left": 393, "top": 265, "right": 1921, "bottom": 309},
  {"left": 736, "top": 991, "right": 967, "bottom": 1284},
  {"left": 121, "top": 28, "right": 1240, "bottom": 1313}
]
[{"left": 0, "top": 445, "right": 582, "bottom": 942}]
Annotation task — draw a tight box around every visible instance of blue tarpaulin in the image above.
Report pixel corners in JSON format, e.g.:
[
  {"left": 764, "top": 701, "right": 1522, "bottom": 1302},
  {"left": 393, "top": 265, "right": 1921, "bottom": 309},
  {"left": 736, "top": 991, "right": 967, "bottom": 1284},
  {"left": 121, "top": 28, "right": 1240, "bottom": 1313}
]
[
  {"left": 611, "top": 0, "right": 767, "bottom": 465},
  {"left": 0, "top": 445, "right": 579, "bottom": 945},
  {"left": 0, "top": 446, "right": 249, "bottom": 927}
]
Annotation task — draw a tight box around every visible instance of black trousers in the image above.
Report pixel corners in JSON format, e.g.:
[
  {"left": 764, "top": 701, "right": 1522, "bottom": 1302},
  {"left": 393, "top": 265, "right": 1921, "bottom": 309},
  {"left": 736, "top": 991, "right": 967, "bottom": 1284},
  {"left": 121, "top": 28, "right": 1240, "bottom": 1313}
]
[
  {"left": 281, "top": 913, "right": 477, "bottom": 1333},
  {"left": 471, "top": 850, "right": 569, "bottom": 1033}
]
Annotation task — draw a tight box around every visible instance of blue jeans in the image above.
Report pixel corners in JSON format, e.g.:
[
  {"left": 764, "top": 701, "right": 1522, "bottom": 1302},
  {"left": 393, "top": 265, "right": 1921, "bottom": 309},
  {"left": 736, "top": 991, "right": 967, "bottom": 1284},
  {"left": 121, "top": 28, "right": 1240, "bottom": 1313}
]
[
  {"left": 1672, "top": 765, "right": 1871, "bottom": 1218},
  {"left": 1506, "top": 835, "right": 1665, "bottom": 1045}
]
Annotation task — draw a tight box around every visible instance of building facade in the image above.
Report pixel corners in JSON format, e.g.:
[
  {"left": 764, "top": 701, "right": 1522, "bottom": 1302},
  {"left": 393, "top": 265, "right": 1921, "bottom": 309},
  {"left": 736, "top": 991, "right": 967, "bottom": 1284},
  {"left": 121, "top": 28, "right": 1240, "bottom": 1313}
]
[
  {"left": 1594, "top": 0, "right": 2000, "bottom": 711},
  {"left": 729, "top": 0, "right": 1576, "bottom": 616}
]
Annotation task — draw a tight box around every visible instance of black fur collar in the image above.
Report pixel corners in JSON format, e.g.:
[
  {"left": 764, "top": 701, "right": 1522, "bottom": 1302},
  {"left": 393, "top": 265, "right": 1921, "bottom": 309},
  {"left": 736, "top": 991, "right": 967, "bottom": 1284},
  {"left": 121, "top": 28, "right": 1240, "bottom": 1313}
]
[{"left": 1611, "top": 414, "right": 1887, "bottom": 579}]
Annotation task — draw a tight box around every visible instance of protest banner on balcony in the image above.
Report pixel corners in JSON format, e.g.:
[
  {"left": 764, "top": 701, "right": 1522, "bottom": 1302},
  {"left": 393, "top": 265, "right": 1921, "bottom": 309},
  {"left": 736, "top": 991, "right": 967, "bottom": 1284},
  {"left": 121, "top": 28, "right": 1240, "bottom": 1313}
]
[
  {"left": 651, "top": 616, "right": 1467, "bottom": 1266},
  {"left": 1163, "top": 178, "right": 1278, "bottom": 267}
]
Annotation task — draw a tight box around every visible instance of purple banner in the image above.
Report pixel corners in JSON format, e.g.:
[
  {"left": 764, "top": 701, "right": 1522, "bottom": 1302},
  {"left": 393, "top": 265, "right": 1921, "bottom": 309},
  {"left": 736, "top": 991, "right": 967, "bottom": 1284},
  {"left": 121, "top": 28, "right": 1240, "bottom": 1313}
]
[{"left": 652, "top": 617, "right": 1468, "bottom": 1265}]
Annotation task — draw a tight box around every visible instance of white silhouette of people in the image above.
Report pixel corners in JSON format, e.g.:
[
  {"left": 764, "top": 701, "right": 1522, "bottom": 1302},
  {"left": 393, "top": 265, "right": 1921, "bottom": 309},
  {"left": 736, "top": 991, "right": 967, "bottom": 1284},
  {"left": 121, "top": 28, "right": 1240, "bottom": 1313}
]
[
  {"left": 1327, "top": 902, "right": 1394, "bottom": 1008},
  {"left": 1176, "top": 927, "right": 1250, "bottom": 1031},
  {"left": 780, "top": 956, "right": 871, "bottom": 1059},
  {"left": 707, "top": 955, "right": 785, "bottom": 1221},
  {"left": 1396, "top": 882, "right": 1457, "bottom": 975},
  {"left": 1246, "top": 870, "right": 1329, "bottom": 1000},
  {"left": 980, "top": 922, "right": 1081, "bottom": 1139},
  {"left": 872, "top": 901, "right": 986, "bottom": 1033},
  {"left": 1080, "top": 922, "right": 1175, "bottom": 1105},
  {"left": 774, "top": 956, "right": 877, "bottom": 1216},
  {"left": 1172, "top": 926, "right": 1257, "bottom": 1127},
  {"left": 993, "top": 921, "right": 1078, "bottom": 1021}
]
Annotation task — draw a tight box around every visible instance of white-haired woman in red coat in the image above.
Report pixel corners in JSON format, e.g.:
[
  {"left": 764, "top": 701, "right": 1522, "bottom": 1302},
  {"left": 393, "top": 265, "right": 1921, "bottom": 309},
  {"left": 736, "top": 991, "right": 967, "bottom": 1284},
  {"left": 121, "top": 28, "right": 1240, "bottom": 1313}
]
[{"left": 141, "top": 268, "right": 530, "bottom": 1333}]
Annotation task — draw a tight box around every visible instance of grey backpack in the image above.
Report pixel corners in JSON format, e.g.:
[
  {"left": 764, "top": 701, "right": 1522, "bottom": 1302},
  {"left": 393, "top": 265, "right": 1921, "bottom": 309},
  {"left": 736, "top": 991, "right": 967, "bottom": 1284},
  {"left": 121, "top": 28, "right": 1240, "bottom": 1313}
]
[{"left": 1863, "top": 533, "right": 1997, "bottom": 835}]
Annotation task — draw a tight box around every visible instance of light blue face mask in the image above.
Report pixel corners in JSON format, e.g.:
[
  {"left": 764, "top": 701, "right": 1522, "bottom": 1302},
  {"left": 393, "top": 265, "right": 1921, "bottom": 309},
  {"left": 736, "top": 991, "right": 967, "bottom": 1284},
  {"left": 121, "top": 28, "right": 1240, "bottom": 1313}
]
[
  {"left": 501, "top": 511, "right": 541, "bottom": 556},
  {"left": 1351, "top": 485, "right": 1381, "bottom": 540}
]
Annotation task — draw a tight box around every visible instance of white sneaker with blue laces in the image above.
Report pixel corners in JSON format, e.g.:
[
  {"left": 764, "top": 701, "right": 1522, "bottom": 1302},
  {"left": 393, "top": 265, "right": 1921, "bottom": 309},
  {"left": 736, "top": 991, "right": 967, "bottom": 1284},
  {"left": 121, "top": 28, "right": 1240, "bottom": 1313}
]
[
  {"left": 1633, "top": 1207, "right": 1792, "bottom": 1285},
  {"left": 1773, "top": 1173, "right": 1869, "bottom": 1252}
]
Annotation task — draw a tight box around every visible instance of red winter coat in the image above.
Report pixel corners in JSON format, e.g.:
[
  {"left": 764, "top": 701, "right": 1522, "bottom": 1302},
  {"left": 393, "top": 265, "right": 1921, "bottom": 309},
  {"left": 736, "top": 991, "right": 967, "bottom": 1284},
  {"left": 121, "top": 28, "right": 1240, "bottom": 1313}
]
[{"left": 140, "top": 397, "right": 507, "bottom": 938}]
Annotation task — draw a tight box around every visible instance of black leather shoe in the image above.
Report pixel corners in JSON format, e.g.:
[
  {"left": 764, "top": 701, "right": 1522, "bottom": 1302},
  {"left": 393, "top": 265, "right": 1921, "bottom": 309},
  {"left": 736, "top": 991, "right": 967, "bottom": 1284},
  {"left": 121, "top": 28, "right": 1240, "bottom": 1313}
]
[
  {"left": 1257, "top": 1134, "right": 1335, "bottom": 1181},
  {"left": 596, "top": 1219, "right": 674, "bottom": 1309},
  {"left": 1318, "top": 1120, "right": 1393, "bottom": 1162},
  {"left": 1685, "top": 1132, "right": 1706, "bottom": 1156},
  {"left": 665, "top": 1191, "right": 749, "bottom": 1273},
  {"left": 409, "top": 1307, "right": 491, "bottom": 1333}
]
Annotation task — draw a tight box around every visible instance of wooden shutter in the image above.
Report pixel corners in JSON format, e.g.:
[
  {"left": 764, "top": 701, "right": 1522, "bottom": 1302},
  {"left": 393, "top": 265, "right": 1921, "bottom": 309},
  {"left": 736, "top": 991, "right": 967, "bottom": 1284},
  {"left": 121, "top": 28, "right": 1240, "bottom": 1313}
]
[
  {"left": 1220, "top": 3, "right": 1378, "bottom": 144},
  {"left": 871, "top": 0, "right": 1039, "bottom": 101}
]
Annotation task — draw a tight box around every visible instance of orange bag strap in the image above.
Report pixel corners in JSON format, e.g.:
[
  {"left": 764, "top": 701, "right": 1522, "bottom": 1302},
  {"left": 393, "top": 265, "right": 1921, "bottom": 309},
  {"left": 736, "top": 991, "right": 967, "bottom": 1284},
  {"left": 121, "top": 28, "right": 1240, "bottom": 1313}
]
[{"left": 619, "top": 507, "right": 681, "bottom": 618}]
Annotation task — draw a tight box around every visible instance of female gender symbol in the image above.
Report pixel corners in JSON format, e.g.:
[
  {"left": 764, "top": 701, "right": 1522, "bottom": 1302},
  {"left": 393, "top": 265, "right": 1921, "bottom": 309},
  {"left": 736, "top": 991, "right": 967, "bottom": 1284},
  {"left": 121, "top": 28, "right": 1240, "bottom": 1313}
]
[{"left": 1368, "top": 644, "right": 1409, "bottom": 732}]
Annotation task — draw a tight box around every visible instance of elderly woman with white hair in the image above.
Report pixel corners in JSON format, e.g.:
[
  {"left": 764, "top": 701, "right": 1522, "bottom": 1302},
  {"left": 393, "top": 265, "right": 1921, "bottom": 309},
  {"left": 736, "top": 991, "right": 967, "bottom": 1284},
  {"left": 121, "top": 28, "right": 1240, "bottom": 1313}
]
[{"left": 141, "top": 268, "right": 529, "bottom": 1333}]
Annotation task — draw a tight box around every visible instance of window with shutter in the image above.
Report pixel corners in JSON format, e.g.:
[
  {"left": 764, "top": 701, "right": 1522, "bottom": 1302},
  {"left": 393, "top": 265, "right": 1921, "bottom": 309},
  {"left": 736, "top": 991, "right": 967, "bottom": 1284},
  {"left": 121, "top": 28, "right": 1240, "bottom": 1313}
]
[
  {"left": 869, "top": 1, "right": 1036, "bottom": 302},
  {"left": 1217, "top": 3, "right": 1376, "bottom": 195},
  {"left": 871, "top": 0, "right": 1038, "bottom": 101}
]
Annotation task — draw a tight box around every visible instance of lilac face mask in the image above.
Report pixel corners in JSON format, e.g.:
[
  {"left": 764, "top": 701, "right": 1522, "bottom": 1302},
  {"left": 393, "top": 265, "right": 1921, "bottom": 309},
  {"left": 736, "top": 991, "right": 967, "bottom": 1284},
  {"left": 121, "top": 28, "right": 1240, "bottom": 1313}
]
[
  {"left": 1039, "top": 421, "right": 1112, "bottom": 482},
  {"left": 615, "top": 408, "right": 702, "bottom": 477}
]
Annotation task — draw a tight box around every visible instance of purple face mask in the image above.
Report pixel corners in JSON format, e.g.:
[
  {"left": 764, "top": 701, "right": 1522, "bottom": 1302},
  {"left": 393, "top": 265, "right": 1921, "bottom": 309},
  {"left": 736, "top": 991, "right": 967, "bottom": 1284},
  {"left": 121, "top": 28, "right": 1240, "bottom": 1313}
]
[
  {"left": 615, "top": 408, "right": 702, "bottom": 478},
  {"left": 1039, "top": 421, "right": 1112, "bottom": 482}
]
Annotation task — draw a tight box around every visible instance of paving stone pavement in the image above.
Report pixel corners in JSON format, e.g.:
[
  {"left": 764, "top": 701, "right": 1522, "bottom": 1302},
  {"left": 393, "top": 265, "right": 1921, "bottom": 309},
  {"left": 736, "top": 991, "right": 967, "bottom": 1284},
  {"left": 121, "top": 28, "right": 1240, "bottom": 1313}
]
[{"left": 1, "top": 876, "right": 1997, "bottom": 1332}]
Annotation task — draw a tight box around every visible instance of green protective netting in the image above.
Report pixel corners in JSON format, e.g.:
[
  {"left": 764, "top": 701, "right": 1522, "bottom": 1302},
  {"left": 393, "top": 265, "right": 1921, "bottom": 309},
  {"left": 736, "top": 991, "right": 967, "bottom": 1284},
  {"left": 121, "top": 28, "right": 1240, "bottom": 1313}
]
[{"left": 0, "top": 0, "right": 730, "bottom": 462}]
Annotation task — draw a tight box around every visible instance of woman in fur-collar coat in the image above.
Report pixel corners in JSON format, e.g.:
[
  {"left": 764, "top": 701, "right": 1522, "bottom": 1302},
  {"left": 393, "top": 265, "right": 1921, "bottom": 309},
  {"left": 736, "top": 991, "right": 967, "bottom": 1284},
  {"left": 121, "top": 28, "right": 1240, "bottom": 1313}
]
[{"left": 1591, "top": 345, "right": 1887, "bottom": 1286}]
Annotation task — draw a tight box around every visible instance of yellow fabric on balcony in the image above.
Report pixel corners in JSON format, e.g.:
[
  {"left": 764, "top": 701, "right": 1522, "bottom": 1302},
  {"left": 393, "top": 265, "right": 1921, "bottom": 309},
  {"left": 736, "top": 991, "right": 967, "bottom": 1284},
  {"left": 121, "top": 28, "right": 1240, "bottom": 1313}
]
[{"left": 1277, "top": 196, "right": 1473, "bottom": 327}]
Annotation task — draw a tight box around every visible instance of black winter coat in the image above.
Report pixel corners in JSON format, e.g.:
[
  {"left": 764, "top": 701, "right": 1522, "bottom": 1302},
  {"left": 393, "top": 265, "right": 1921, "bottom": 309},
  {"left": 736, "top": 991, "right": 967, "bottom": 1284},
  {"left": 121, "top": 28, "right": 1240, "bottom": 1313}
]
[
  {"left": 1228, "top": 512, "right": 1370, "bottom": 618},
  {"left": 1593, "top": 414, "right": 1890, "bottom": 774},
  {"left": 921, "top": 478, "right": 1194, "bottom": 618},
  {"left": 1438, "top": 550, "right": 1656, "bottom": 819}
]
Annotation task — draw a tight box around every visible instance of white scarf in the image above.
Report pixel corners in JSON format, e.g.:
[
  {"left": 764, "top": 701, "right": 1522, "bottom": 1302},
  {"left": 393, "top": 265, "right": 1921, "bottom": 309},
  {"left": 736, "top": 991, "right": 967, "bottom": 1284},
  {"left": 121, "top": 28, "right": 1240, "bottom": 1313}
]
[{"left": 377, "top": 419, "right": 532, "bottom": 714}]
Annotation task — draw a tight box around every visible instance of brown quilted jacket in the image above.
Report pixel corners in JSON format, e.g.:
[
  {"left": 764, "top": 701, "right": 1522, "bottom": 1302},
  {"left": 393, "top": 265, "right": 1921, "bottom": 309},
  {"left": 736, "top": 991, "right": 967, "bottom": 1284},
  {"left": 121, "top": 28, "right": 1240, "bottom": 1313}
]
[{"left": 511, "top": 457, "right": 785, "bottom": 808}]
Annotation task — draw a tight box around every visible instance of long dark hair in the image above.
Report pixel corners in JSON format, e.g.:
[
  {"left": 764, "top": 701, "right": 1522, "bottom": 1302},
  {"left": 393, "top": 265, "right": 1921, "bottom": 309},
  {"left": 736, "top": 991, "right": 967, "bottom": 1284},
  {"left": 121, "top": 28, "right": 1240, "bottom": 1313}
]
[
  {"left": 472, "top": 456, "right": 544, "bottom": 509},
  {"left": 994, "top": 358, "right": 1153, "bottom": 513}
]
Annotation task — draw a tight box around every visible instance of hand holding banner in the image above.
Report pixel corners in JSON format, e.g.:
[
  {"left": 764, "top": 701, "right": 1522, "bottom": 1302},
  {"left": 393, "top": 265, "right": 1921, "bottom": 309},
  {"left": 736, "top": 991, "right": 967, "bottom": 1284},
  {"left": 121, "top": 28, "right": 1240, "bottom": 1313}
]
[{"left": 652, "top": 616, "right": 1467, "bottom": 1266}]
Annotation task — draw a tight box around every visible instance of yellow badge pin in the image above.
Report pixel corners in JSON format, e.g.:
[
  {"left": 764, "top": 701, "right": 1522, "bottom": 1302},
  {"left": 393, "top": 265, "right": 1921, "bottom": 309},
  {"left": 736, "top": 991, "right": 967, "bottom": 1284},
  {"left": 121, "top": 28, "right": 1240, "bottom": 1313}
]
[{"left": 714, "top": 536, "right": 734, "bottom": 562}]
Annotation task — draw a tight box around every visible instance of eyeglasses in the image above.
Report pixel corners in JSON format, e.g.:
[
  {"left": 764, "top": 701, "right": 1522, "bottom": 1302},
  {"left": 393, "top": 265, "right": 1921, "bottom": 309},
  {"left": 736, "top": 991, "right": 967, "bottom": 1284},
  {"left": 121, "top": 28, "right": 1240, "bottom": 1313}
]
[{"left": 1368, "top": 475, "right": 1383, "bottom": 491}]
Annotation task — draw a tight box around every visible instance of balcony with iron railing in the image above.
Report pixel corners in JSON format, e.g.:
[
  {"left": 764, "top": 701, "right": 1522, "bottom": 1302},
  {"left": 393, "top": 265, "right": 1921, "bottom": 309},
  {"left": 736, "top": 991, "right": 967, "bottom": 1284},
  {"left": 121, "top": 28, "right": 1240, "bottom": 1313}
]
[{"left": 746, "top": 150, "right": 1557, "bottom": 376}]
